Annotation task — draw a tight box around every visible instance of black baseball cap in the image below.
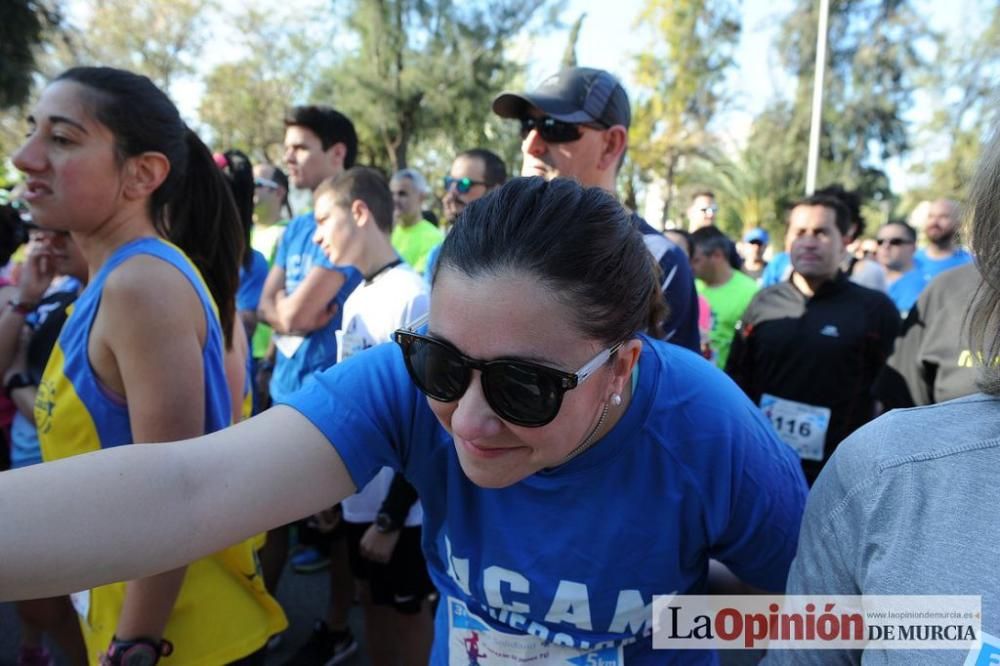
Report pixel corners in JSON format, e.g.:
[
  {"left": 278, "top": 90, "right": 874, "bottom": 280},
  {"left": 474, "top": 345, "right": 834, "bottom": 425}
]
[{"left": 492, "top": 67, "right": 631, "bottom": 128}]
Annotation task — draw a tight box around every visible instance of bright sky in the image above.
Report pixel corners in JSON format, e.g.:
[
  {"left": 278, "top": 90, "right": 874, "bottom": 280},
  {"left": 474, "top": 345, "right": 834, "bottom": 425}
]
[{"left": 66, "top": 0, "right": 982, "bottom": 193}]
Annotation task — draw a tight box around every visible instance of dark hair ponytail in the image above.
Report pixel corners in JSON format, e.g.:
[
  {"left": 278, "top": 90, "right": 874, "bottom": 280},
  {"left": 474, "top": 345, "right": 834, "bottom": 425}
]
[
  {"left": 54, "top": 66, "right": 240, "bottom": 348},
  {"left": 168, "top": 131, "right": 242, "bottom": 345},
  {"left": 218, "top": 149, "right": 255, "bottom": 270},
  {"left": 271, "top": 166, "right": 293, "bottom": 218},
  {"left": 438, "top": 177, "right": 663, "bottom": 344}
]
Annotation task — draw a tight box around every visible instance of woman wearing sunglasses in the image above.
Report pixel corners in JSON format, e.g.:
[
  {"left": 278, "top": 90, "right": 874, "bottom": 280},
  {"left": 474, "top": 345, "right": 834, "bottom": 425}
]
[{"left": 1, "top": 177, "right": 808, "bottom": 664}]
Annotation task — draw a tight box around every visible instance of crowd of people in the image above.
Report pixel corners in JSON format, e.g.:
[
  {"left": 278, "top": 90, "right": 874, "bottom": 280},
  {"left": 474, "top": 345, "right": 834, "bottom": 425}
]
[{"left": 0, "top": 61, "right": 996, "bottom": 666}]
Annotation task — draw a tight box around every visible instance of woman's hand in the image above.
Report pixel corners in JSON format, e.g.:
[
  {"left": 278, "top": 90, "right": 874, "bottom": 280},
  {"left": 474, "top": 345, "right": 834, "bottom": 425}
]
[
  {"left": 359, "top": 524, "right": 400, "bottom": 564},
  {"left": 18, "top": 241, "right": 57, "bottom": 305}
]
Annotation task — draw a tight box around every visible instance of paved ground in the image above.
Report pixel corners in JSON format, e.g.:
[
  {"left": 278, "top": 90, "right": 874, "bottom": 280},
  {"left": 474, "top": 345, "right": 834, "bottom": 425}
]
[
  {"left": 1, "top": 572, "right": 761, "bottom": 664},
  {"left": 0, "top": 567, "right": 368, "bottom": 666}
]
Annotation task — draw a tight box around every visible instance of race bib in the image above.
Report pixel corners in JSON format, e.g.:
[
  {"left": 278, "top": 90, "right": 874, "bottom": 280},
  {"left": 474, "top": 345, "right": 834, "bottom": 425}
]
[
  {"left": 335, "top": 329, "right": 368, "bottom": 364},
  {"left": 759, "top": 394, "right": 830, "bottom": 462},
  {"left": 447, "top": 597, "right": 624, "bottom": 665},
  {"left": 272, "top": 333, "right": 306, "bottom": 358},
  {"left": 964, "top": 631, "right": 1000, "bottom": 665}
]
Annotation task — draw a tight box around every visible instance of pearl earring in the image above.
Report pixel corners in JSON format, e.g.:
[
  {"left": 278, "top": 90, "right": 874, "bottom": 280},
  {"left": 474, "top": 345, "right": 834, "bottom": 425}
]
[{"left": 611, "top": 393, "right": 622, "bottom": 407}]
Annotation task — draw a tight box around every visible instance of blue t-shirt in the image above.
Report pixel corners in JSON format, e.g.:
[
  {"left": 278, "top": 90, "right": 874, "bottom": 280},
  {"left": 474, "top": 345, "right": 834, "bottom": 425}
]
[
  {"left": 914, "top": 247, "right": 972, "bottom": 280},
  {"left": 236, "top": 249, "right": 269, "bottom": 312},
  {"left": 283, "top": 336, "right": 808, "bottom": 664},
  {"left": 887, "top": 268, "right": 929, "bottom": 316},
  {"left": 270, "top": 212, "right": 361, "bottom": 402},
  {"left": 760, "top": 252, "right": 791, "bottom": 288}
]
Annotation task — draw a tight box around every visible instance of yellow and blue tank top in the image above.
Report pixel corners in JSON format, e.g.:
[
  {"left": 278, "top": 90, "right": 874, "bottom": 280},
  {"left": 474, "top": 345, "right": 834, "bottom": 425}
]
[{"left": 38, "top": 237, "right": 286, "bottom": 665}]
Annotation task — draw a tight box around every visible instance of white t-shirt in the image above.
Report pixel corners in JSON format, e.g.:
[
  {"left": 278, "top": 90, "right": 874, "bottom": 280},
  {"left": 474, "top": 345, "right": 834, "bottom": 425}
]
[{"left": 338, "top": 261, "right": 430, "bottom": 525}]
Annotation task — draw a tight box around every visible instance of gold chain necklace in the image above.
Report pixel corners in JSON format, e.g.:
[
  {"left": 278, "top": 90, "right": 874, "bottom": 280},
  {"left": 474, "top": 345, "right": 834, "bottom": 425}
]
[{"left": 559, "top": 400, "right": 612, "bottom": 465}]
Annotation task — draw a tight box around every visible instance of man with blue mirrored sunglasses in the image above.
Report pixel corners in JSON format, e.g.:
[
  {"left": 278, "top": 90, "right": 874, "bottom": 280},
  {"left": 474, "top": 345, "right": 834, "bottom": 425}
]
[{"left": 423, "top": 149, "right": 509, "bottom": 285}]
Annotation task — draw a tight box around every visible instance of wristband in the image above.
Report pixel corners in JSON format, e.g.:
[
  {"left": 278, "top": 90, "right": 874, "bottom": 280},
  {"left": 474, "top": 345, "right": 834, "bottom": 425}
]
[
  {"left": 8, "top": 298, "right": 37, "bottom": 316},
  {"left": 374, "top": 511, "right": 402, "bottom": 534},
  {"left": 103, "top": 636, "right": 173, "bottom": 666},
  {"left": 4, "top": 372, "right": 33, "bottom": 398}
]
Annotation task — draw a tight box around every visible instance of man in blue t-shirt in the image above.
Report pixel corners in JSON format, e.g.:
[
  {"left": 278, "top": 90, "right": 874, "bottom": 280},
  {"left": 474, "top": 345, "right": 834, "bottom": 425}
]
[
  {"left": 256, "top": 105, "right": 362, "bottom": 663},
  {"left": 915, "top": 198, "right": 972, "bottom": 278},
  {"left": 492, "top": 67, "right": 700, "bottom": 351},
  {"left": 874, "top": 220, "right": 928, "bottom": 317}
]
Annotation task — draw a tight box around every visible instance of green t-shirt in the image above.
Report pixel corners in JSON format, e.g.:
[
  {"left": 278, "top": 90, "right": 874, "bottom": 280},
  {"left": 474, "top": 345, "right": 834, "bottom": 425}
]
[
  {"left": 696, "top": 270, "right": 759, "bottom": 369},
  {"left": 391, "top": 219, "right": 444, "bottom": 274},
  {"left": 250, "top": 220, "right": 288, "bottom": 359}
]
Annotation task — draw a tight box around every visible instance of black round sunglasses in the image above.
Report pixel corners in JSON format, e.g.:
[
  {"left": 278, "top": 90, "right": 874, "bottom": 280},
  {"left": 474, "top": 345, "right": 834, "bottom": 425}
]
[{"left": 393, "top": 315, "right": 621, "bottom": 427}]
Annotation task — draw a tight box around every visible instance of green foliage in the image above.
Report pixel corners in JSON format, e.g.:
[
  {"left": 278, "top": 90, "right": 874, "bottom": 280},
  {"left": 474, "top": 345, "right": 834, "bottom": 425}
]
[
  {"left": 774, "top": 0, "right": 926, "bottom": 195},
  {"left": 629, "top": 0, "right": 741, "bottom": 223},
  {"left": 687, "top": 146, "right": 786, "bottom": 241},
  {"left": 902, "top": 2, "right": 1000, "bottom": 210},
  {"left": 562, "top": 13, "right": 586, "bottom": 68},
  {"left": 48, "top": 0, "right": 215, "bottom": 92},
  {"left": 0, "top": 1, "right": 62, "bottom": 174},
  {"left": 0, "top": 0, "right": 61, "bottom": 110},
  {"left": 198, "top": 8, "right": 329, "bottom": 161},
  {"left": 314, "top": 0, "right": 560, "bottom": 173}
]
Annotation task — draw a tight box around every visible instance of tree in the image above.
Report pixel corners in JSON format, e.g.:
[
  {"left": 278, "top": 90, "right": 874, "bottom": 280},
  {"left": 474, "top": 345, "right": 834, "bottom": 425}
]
[
  {"left": 687, "top": 147, "right": 786, "bottom": 240},
  {"left": 561, "top": 13, "right": 586, "bottom": 68},
  {"left": 0, "top": 1, "right": 63, "bottom": 161},
  {"left": 773, "top": 0, "right": 927, "bottom": 197},
  {"left": 0, "top": 0, "right": 62, "bottom": 110},
  {"left": 314, "top": 0, "right": 560, "bottom": 173},
  {"left": 903, "top": 2, "right": 1000, "bottom": 207},
  {"left": 628, "top": 0, "right": 741, "bottom": 224},
  {"left": 197, "top": 8, "right": 330, "bottom": 161},
  {"left": 52, "top": 0, "right": 215, "bottom": 92}
]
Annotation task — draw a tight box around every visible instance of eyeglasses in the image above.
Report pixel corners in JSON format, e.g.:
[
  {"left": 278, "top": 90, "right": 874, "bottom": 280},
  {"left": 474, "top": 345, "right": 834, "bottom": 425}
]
[
  {"left": 393, "top": 315, "right": 621, "bottom": 427},
  {"left": 254, "top": 177, "right": 280, "bottom": 191},
  {"left": 697, "top": 206, "right": 718, "bottom": 215},
  {"left": 519, "top": 115, "right": 608, "bottom": 144},
  {"left": 443, "top": 176, "right": 487, "bottom": 194},
  {"left": 875, "top": 238, "right": 913, "bottom": 247}
]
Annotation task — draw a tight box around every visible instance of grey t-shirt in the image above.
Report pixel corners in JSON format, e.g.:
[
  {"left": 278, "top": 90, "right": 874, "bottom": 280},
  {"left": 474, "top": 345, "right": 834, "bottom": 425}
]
[
  {"left": 874, "top": 263, "right": 981, "bottom": 408},
  {"left": 766, "top": 394, "right": 1000, "bottom": 664}
]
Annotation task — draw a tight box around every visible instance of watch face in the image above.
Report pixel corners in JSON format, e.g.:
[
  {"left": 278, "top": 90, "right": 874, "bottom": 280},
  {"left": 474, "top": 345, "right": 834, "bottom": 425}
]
[{"left": 121, "top": 646, "right": 158, "bottom": 666}]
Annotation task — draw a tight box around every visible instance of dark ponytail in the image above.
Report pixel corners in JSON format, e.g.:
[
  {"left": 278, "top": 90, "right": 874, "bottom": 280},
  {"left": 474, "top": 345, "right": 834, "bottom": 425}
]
[
  {"left": 167, "top": 131, "right": 242, "bottom": 346},
  {"left": 217, "top": 149, "right": 255, "bottom": 270},
  {"left": 437, "top": 177, "right": 663, "bottom": 344},
  {"left": 54, "top": 66, "right": 240, "bottom": 348},
  {"left": 272, "top": 166, "right": 293, "bottom": 219}
]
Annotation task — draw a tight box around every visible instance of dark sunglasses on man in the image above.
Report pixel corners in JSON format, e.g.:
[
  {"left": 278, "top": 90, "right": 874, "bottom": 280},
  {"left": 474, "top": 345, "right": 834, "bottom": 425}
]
[
  {"left": 443, "top": 176, "right": 487, "bottom": 195},
  {"left": 393, "top": 314, "right": 621, "bottom": 427},
  {"left": 254, "top": 177, "right": 280, "bottom": 191},
  {"left": 519, "top": 115, "right": 609, "bottom": 144},
  {"left": 875, "top": 238, "right": 913, "bottom": 247}
]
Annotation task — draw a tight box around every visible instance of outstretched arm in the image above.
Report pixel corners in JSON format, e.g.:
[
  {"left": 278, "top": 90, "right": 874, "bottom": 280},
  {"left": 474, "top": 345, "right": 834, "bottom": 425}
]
[{"left": 0, "top": 405, "right": 355, "bottom": 601}]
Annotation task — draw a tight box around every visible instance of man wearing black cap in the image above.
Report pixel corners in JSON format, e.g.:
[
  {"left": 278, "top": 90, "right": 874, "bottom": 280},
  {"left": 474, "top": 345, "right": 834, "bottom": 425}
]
[{"left": 493, "top": 67, "right": 700, "bottom": 351}]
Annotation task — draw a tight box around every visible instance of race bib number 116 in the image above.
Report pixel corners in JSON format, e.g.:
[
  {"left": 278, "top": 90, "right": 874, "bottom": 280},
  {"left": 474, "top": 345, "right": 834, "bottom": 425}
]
[{"left": 759, "top": 393, "right": 831, "bottom": 462}]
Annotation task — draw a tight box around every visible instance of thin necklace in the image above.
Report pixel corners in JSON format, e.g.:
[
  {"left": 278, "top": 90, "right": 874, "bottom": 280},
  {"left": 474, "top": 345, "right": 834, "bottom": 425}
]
[
  {"left": 365, "top": 258, "right": 403, "bottom": 284},
  {"left": 560, "top": 400, "right": 611, "bottom": 464}
]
